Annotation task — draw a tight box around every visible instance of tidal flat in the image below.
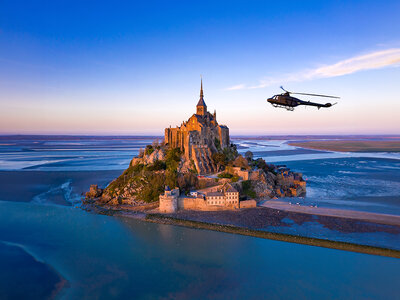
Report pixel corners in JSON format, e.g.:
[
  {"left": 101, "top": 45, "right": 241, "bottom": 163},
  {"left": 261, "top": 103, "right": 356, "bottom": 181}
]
[
  {"left": 289, "top": 140, "right": 400, "bottom": 152},
  {"left": 1, "top": 136, "right": 400, "bottom": 299}
]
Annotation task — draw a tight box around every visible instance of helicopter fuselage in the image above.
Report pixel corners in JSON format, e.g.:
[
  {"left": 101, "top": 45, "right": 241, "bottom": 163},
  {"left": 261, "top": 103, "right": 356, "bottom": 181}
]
[{"left": 267, "top": 93, "right": 333, "bottom": 111}]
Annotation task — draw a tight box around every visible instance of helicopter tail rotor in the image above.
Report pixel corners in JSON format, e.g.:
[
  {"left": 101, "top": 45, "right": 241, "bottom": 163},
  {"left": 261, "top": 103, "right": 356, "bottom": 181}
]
[{"left": 324, "top": 102, "right": 338, "bottom": 107}]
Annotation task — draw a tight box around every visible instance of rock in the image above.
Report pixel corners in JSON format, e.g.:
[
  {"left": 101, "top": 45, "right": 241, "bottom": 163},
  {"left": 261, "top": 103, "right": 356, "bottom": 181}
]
[
  {"left": 85, "top": 184, "right": 103, "bottom": 199},
  {"left": 130, "top": 148, "right": 165, "bottom": 166}
]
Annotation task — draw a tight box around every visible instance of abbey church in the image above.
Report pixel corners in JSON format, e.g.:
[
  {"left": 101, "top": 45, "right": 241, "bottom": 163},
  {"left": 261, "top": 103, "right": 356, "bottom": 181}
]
[{"left": 165, "top": 80, "right": 230, "bottom": 174}]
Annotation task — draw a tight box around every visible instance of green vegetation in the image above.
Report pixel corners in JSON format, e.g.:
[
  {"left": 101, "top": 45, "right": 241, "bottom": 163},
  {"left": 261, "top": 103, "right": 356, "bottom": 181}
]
[
  {"left": 214, "top": 137, "right": 221, "bottom": 151},
  {"left": 212, "top": 143, "right": 239, "bottom": 171},
  {"left": 242, "top": 180, "right": 257, "bottom": 198},
  {"left": 177, "top": 172, "right": 199, "bottom": 192},
  {"left": 212, "top": 152, "right": 227, "bottom": 171},
  {"left": 223, "top": 143, "right": 238, "bottom": 162},
  {"left": 253, "top": 158, "right": 277, "bottom": 175},
  {"left": 232, "top": 155, "right": 250, "bottom": 170},
  {"left": 165, "top": 147, "right": 181, "bottom": 170},
  {"left": 218, "top": 172, "right": 233, "bottom": 179},
  {"left": 145, "top": 145, "right": 155, "bottom": 155},
  {"left": 217, "top": 172, "right": 239, "bottom": 182},
  {"left": 244, "top": 151, "right": 253, "bottom": 161},
  {"left": 189, "top": 159, "right": 198, "bottom": 174},
  {"left": 104, "top": 146, "right": 187, "bottom": 203},
  {"left": 136, "top": 172, "right": 165, "bottom": 203},
  {"left": 164, "top": 147, "right": 182, "bottom": 189},
  {"left": 146, "top": 160, "right": 166, "bottom": 171},
  {"left": 231, "top": 175, "right": 240, "bottom": 182}
]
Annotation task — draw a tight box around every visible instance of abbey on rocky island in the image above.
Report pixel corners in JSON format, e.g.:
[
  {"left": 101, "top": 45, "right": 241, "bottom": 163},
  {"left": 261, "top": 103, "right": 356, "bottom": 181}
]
[{"left": 165, "top": 80, "right": 230, "bottom": 174}]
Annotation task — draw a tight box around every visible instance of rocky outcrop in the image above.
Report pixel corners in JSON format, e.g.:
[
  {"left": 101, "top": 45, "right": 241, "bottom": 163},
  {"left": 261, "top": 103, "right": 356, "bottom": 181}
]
[
  {"left": 250, "top": 170, "right": 276, "bottom": 199},
  {"left": 85, "top": 185, "right": 103, "bottom": 199},
  {"left": 130, "top": 148, "right": 165, "bottom": 166}
]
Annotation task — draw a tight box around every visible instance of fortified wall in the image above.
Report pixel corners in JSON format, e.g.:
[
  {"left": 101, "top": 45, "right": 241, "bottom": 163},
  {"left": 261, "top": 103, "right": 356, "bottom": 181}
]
[{"left": 165, "top": 80, "right": 230, "bottom": 174}]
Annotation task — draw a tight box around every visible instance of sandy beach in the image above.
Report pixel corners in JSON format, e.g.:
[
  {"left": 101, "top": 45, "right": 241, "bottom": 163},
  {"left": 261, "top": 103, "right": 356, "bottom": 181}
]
[{"left": 261, "top": 200, "right": 400, "bottom": 226}]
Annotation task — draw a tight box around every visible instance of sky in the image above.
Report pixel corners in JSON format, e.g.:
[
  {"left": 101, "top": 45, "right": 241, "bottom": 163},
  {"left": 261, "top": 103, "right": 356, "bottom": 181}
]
[{"left": 0, "top": 0, "right": 399, "bottom": 135}]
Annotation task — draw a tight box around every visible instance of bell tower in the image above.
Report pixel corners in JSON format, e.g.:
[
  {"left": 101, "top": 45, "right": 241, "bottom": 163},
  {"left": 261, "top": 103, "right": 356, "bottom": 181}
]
[{"left": 196, "top": 79, "right": 207, "bottom": 116}]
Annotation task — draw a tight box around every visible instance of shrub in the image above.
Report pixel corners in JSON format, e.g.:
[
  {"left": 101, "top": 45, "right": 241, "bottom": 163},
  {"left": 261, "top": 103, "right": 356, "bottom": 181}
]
[
  {"left": 145, "top": 145, "right": 155, "bottom": 155},
  {"left": 136, "top": 172, "right": 165, "bottom": 203},
  {"left": 218, "top": 172, "right": 233, "bottom": 179},
  {"left": 231, "top": 175, "right": 240, "bottom": 182},
  {"left": 165, "top": 147, "right": 181, "bottom": 171},
  {"left": 147, "top": 160, "right": 166, "bottom": 171},
  {"left": 132, "top": 163, "right": 145, "bottom": 173},
  {"left": 177, "top": 172, "right": 199, "bottom": 191},
  {"left": 245, "top": 151, "right": 253, "bottom": 161},
  {"left": 212, "top": 152, "right": 227, "bottom": 171},
  {"left": 233, "top": 155, "right": 249, "bottom": 170},
  {"left": 214, "top": 137, "right": 221, "bottom": 151},
  {"left": 242, "top": 180, "right": 257, "bottom": 198}
]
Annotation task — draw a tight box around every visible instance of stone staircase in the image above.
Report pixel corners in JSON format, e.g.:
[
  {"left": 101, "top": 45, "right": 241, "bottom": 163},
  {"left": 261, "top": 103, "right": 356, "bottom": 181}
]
[{"left": 192, "top": 146, "right": 217, "bottom": 174}]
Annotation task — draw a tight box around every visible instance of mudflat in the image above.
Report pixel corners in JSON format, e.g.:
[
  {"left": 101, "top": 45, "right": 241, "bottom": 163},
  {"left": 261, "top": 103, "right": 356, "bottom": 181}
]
[
  {"left": 289, "top": 140, "right": 400, "bottom": 152},
  {"left": 261, "top": 200, "right": 400, "bottom": 226}
]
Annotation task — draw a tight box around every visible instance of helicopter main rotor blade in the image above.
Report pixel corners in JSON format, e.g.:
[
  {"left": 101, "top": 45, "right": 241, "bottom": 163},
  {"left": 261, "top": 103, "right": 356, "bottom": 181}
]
[
  {"left": 290, "top": 92, "right": 340, "bottom": 99},
  {"left": 280, "top": 86, "right": 290, "bottom": 93}
]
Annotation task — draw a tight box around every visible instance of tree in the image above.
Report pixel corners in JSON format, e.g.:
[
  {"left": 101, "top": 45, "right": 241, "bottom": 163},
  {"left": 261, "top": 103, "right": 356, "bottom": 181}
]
[
  {"left": 214, "top": 137, "right": 221, "bottom": 151},
  {"left": 233, "top": 155, "right": 250, "bottom": 170},
  {"left": 212, "top": 152, "right": 227, "bottom": 171},
  {"left": 145, "top": 145, "right": 154, "bottom": 155},
  {"left": 245, "top": 151, "right": 253, "bottom": 161},
  {"left": 177, "top": 172, "right": 199, "bottom": 191}
]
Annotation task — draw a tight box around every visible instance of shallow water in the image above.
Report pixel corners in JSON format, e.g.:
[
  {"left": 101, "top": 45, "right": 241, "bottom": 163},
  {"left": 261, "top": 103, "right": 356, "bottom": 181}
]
[
  {"left": 1, "top": 201, "right": 400, "bottom": 299},
  {"left": 0, "top": 136, "right": 400, "bottom": 299}
]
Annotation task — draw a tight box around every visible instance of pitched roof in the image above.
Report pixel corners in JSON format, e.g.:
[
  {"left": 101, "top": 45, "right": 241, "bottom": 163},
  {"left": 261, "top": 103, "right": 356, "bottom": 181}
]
[
  {"left": 206, "top": 192, "right": 224, "bottom": 197},
  {"left": 224, "top": 183, "right": 238, "bottom": 193},
  {"left": 197, "top": 97, "right": 207, "bottom": 107}
]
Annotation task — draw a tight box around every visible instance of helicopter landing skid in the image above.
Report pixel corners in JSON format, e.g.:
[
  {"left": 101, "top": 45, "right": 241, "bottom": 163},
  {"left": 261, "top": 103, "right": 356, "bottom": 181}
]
[{"left": 272, "top": 104, "right": 294, "bottom": 111}]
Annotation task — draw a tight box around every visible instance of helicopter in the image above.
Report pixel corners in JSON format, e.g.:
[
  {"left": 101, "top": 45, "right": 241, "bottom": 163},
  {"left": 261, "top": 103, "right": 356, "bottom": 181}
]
[{"left": 267, "top": 86, "right": 340, "bottom": 111}]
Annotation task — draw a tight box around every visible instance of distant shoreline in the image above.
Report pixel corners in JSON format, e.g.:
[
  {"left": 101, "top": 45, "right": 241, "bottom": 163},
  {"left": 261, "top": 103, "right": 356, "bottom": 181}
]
[
  {"left": 1, "top": 134, "right": 399, "bottom": 140},
  {"left": 289, "top": 140, "right": 400, "bottom": 152}
]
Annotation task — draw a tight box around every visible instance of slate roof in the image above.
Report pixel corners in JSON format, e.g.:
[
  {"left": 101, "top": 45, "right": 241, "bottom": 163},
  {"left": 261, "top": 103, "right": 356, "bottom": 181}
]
[
  {"left": 197, "top": 97, "right": 207, "bottom": 107},
  {"left": 206, "top": 192, "right": 224, "bottom": 197}
]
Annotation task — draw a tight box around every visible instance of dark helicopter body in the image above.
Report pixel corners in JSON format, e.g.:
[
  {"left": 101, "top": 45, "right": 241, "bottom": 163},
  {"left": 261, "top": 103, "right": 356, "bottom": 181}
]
[{"left": 267, "top": 87, "right": 339, "bottom": 111}]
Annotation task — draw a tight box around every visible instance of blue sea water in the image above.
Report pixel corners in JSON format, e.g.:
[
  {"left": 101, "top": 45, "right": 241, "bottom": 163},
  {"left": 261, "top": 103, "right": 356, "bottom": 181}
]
[{"left": 0, "top": 136, "right": 400, "bottom": 299}]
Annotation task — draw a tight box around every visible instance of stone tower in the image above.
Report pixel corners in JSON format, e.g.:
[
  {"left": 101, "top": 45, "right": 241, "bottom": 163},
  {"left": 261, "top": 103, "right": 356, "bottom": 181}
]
[
  {"left": 159, "top": 186, "right": 179, "bottom": 213},
  {"left": 196, "top": 79, "right": 207, "bottom": 116}
]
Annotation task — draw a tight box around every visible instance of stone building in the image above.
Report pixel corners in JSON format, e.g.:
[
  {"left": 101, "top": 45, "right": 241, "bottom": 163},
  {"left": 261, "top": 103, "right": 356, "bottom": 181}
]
[
  {"left": 164, "top": 80, "right": 230, "bottom": 174},
  {"left": 159, "top": 186, "right": 179, "bottom": 213},
  {"left": 205, "top": 183, "right": 239, "bottom": 209},
  {"left": 159, "top": 183, "right": 240, "bottom": 212}
]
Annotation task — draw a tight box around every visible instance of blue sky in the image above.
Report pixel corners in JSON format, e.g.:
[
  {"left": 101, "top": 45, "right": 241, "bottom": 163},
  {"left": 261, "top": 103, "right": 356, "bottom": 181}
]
[{"left": 1, "top": 0, "right": 399, "bottom": 135}]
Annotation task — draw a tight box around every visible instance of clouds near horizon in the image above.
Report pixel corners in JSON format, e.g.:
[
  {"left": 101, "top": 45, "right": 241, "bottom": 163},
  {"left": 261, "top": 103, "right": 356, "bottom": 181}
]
[{"left": 226, "top": 48, "right": 400, "bottom": 90}]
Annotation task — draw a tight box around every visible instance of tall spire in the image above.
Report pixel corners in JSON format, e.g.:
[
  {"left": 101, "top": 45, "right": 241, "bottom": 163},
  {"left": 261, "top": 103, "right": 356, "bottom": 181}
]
[
  {"left": 196, "top": 77, "right": 207, "bottom": 115},
  {"left": 200, "top": 78, "right": 204, "bottom": 98}
]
